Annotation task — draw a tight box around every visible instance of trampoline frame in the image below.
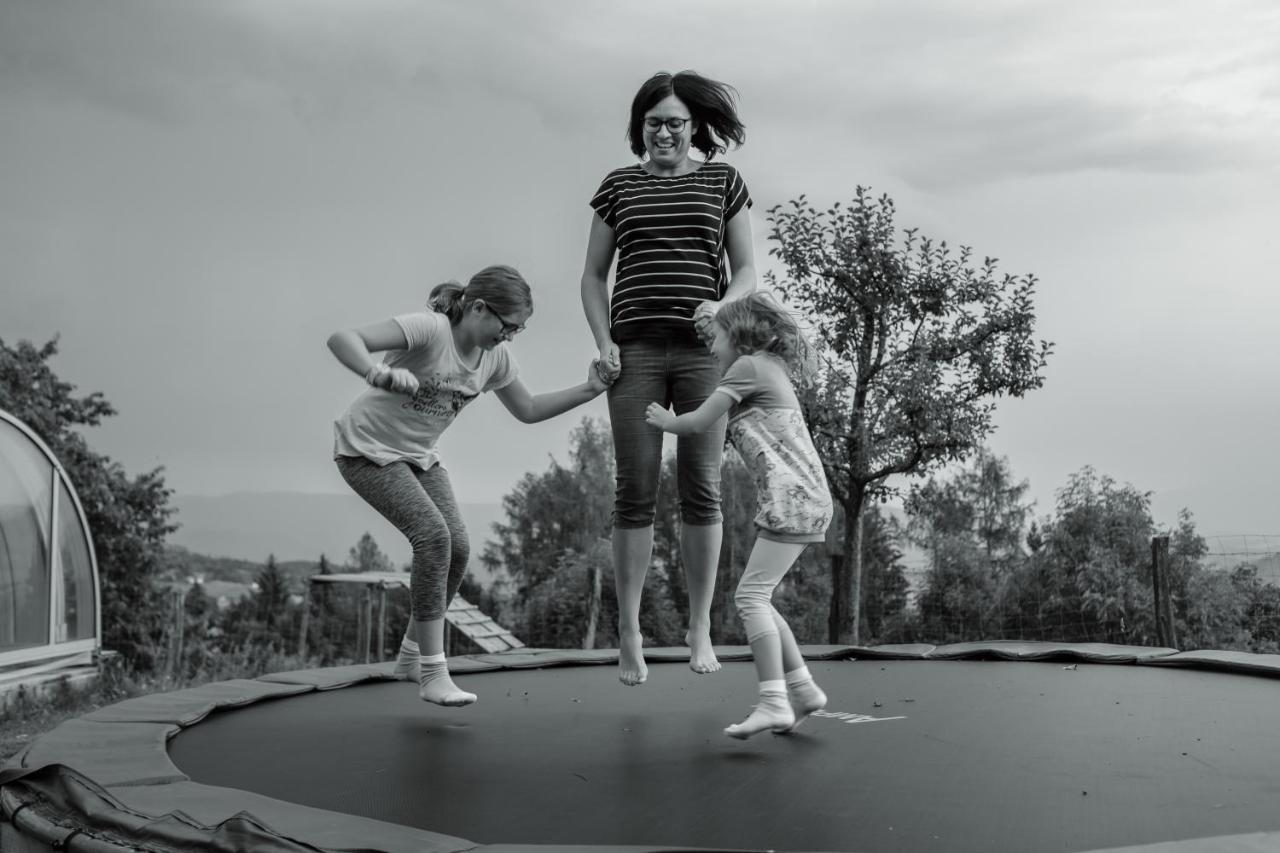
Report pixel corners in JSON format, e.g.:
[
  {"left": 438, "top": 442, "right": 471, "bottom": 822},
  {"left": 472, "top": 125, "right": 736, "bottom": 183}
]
[{"left": 4, "top": 641, "right": 1280, "bottom": 853}]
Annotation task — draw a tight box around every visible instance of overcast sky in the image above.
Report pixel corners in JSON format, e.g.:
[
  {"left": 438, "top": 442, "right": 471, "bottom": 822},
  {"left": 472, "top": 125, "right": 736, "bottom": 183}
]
[{"left": 2, "top": 0, "right": 1278, "bottom": 539}]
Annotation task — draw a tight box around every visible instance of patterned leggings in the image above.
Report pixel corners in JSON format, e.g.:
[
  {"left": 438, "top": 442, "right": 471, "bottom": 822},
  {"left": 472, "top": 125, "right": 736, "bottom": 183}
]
[{"left": 335, "top": 456, "right": 468, "bottom": 621}]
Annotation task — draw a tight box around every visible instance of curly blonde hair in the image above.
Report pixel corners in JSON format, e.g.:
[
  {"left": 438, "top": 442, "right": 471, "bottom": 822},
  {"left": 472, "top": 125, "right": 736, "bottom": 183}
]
[{"left": 714, "top": 292, "right": 815, "bottom": 385}]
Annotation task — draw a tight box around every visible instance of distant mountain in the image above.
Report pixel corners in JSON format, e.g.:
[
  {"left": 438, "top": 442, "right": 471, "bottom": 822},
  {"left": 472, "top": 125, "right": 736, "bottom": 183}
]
[{"left": 169, "top": 492, "right": 507, "bottom": 584}]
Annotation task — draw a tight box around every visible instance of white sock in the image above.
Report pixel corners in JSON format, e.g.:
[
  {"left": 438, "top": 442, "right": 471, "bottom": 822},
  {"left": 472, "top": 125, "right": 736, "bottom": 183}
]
[
  {"left": 417, "top": 652, "right": 476, "bottom": 706},
  {"left": 724, "top": 687, "right": 794, "bottom": 740},
  {"left": 782, "top": 665, "right": 826, "bottom": 730},
  {"left": 393, "top": 637, "right": 420, "bottom": 679},
  {"left": 785, "top": 666, "right": 813, "bottom": 688}
]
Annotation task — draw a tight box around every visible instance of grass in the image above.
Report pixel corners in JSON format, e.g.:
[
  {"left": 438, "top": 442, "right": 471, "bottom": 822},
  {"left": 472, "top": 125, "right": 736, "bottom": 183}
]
[
  {"left": 0, "top": 667, "right": 139, "bottom": 764},
  {"left": 1, "top": 647, "right": 333, "bottom": 765}
]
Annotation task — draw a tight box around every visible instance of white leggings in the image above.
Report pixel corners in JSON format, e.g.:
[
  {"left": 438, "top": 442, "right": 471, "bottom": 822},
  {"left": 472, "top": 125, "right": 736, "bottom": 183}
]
[{"left": 733, "top": 539, "right": 808, "bottom": 642}]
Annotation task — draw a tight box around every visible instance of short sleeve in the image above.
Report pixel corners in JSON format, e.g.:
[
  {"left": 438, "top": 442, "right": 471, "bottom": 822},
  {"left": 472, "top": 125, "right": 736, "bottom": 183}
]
[
  {"left": 393, "top": 312, "right": 442, "bottom": 349},
  {"left": 484, "top": 344, "right": 519, "bottom": 392},
  {"left": 715, "top": 355, "right": 761, "bottom": 404},
  {"left": 724, "top": 165, "right": 752, "bottom": 221},
  {"left": 588, "top": 171, "right": 619, "bottom": 230}
]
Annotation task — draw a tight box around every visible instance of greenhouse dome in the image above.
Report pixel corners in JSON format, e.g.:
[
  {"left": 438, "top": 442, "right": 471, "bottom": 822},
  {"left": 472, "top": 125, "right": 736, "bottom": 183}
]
[{"left": 0, "top": 408, "right": 101, "bottom": 702}]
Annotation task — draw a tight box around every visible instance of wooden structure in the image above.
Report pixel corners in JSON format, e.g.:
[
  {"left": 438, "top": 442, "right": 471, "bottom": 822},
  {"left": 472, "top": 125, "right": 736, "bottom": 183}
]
[{"left": 296, "top": 571, "right": 523, "bottom": 662}]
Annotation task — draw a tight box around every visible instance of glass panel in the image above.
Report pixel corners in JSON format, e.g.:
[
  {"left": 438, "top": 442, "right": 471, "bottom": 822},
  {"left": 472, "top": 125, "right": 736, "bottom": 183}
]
[
  {"left": 0, "top": 419, "right": 53, "bottom": 651},
  {"left": 57, "top": 478, "right": 96, "bottom": 642}
]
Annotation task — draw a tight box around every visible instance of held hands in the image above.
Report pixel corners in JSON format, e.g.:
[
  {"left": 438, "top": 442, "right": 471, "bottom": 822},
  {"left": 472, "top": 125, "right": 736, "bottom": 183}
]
[
  {"left": 645, "top": 402, "right": 676, "bottom": 432},
  {"left": 366, "top": 363, "right": 419, "bottom": 394},
  {"left": 693, "top": 301, "right": 720, "bottom": 345},
  {"left": 587, "top": 359, "right": 613, "bottom": 394},
  {"left": 597, "top": 341, "right": 622, "bottom": 382}
]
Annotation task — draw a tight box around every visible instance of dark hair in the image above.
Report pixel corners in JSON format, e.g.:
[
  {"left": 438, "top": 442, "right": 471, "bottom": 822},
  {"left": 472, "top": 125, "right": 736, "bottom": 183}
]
[
  {"left": 714, "top": 293, "right": 815, "bottom": 384},
  {"left": 428, "top": 264, "right": 533, "bottom": 326},
  {"left": 627, "top": 70, "right": 745, "bottom": 162}
]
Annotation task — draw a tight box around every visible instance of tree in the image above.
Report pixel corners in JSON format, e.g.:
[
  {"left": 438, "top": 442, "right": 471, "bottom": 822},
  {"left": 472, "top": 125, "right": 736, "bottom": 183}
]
[
  {"left": 254, "top": 554, "right": 291, "bottom": 632},
  {"left": 1011, "top": 468, "right": 1155, "bottom": 643},
  {"left": 347, "top": 532, "right": 393, "bottom": 574},
  {"left": 0, "top": 336, "right": 178, "bottom": 670},
  {"left": 765, "top": 189, "right": 1052, "bottom": 642},
  {"left": 483, "top": 417, "right": 614, "bottom": 598},
  {"left": 907, "top": 450, "right": 1033, "bottom": 641}
]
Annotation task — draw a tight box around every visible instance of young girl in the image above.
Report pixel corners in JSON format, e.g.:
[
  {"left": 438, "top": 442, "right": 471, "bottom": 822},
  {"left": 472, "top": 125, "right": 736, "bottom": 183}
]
[
  {"left": 329, "top": 264, "right": 610, "bottom": 707},
  {"left": 645, "top": 292, "right": 832, "bottom": 738}
]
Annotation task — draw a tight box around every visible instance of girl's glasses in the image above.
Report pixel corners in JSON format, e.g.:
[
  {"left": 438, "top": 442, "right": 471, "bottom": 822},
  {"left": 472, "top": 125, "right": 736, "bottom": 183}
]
[{"left": 484, "top": 304, "right": 525, "bottom": 337}]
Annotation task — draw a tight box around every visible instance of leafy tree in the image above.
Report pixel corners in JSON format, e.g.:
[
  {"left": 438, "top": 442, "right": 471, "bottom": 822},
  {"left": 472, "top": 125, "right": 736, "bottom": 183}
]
[
  {"left": 1231, "top": 565, "right": 1280, "bottom": 653},
  {"left": 907, "top": 450, "right": 1033, "bottom": 641},
  {"left": 1, "top": 336, "right": 178, "bottom": 670},
  {"left": 765, "top": 189, "right": 1052, "bottom": 642},
  {"left": 482, "top": 417, "right": 614, "bottom": 598},
  {"left": 1007, "top": 468, "right": 1155, "bottom": 643},
  {"left": 347, "top": 532, "right": 393, "bottom": 574},
  {"left": 483, "top": 417, "right": 686, "bottom": 648}
]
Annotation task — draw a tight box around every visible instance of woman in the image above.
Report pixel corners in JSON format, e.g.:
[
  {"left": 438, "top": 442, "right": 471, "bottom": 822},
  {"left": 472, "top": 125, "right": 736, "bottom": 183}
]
[{"left": 580, "top": 70, "right": 756, "bottom": 685}]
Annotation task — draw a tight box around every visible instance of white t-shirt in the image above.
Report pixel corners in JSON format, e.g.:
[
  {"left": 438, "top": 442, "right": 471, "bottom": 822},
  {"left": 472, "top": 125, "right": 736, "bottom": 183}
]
[{"left": 333, "top": 311, "right": 518, "bottom": 470}]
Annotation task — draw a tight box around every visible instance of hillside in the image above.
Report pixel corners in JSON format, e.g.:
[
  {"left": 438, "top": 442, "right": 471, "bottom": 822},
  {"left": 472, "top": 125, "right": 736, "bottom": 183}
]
[{"left": 169, "top": 492, "right": 507, "bottom": 584}]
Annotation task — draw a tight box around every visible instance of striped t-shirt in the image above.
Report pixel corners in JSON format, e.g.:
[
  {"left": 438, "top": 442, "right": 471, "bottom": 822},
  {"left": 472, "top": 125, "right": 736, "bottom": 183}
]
[{"left": 589, "top": 161, "right": 752, "bottom": 343}]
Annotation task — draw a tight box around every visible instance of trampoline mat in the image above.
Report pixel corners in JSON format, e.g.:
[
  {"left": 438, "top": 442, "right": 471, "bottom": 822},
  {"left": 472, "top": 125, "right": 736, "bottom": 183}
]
[{"left": 167, "top": 659, "right": 1280, "bottom": 852}]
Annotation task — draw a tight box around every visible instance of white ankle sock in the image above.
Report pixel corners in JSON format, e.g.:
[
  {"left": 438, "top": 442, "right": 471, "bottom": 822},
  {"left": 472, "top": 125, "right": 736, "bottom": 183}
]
[
  {"left": 393, "top": 638, "right": 420, "bottom": 679},
  {"left": 760, "top": 679, "right": 787, "bottom": 697},
  {"left": 417, "top": 652, "right": 476, "bottom": 706},
  {"left": 781, "top": 666, "right": 826, "bottom": 731},
  {"left": 724, "top": 689, "right": 794, "bottom": 740},
  {"left": 785, "top": 666, "right": 812, "bottom": 687}
]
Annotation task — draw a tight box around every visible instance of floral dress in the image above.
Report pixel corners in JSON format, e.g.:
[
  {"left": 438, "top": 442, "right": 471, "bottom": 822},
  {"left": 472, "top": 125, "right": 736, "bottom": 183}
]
[{"left": 716, "top": 354, "right": 833, "bottom": 543}]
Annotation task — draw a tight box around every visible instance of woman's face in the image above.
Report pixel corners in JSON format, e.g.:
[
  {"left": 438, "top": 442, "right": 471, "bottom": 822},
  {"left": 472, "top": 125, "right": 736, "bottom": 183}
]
[{"left": 643, "top": 93, "right": 695, "bottom": 169}]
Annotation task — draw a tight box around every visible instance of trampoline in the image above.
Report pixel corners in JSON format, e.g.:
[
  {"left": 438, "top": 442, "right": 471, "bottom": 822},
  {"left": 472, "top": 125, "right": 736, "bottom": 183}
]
[{"left": 4, "top": 642, "right": 1280, "bottom": 853}]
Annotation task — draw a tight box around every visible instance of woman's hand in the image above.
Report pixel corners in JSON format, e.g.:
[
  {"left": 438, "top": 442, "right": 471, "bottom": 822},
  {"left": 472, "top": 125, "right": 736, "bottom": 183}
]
[
  {"left": 587, "top": 359, "right": 612, "bottom": 394},
  {"left": 598, "top": 340, "right": 622, "bottom": 381},
  {"left": 693, "top": 301, "right": 720, "bottom": 344},
  {"left": 644, "top": 402, "right": 675, "bottom": 431}
]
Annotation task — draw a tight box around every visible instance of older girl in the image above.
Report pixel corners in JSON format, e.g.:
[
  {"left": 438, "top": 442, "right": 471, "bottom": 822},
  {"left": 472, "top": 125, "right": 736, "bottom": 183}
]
[{"left": 329, "top": 264, "right": 609, "bottom": 706}]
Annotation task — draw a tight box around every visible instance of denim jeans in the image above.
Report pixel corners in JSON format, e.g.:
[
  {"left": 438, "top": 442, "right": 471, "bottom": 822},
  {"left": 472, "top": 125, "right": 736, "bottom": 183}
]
[{"left": 608, "top": 339, "right": 726, "bottom": 528}]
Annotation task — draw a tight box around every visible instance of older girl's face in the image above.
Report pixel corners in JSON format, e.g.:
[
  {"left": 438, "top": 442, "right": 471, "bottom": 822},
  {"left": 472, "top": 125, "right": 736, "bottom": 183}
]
[{"left": 643, "top": 94, "right": 695, "bottom": 169}]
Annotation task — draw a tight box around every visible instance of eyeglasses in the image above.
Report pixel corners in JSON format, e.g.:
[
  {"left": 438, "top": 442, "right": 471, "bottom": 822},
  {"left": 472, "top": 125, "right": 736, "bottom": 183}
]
[
  {"left": 484, "top": 303, "right": 525, "bottom": 337},
  {"left": 643, "top": 116, "right": 691, "bottom": 134}
]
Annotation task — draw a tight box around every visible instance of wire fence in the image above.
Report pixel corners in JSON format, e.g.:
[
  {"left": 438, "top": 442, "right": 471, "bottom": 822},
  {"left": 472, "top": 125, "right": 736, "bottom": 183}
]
[{"left": 1202, "top": 534, "right": 1280, "bottom": 582}]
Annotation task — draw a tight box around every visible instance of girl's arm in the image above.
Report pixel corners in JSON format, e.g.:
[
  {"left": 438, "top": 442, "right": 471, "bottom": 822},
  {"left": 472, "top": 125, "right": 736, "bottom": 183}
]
[
  {"left": 645, "top": 391, "right": 734, "bottom": 436},
  {"left": 580, "top": 214, "right": 621, "bottom": 379},
  {"left": 493, "top": 362, "right": 610, "bottom": 424},
  {"left": 327, "top": 319, "right": 418, "bottom": 393}
]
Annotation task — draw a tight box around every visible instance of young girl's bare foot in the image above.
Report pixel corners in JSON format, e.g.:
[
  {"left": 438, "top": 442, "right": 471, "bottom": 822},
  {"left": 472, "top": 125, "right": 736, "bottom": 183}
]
[
  {"left": 686, "top": 629, "right": 721, "bottom": 674},
  {"left": 618, "top": 629, "right": 647, "bottom": 685}
]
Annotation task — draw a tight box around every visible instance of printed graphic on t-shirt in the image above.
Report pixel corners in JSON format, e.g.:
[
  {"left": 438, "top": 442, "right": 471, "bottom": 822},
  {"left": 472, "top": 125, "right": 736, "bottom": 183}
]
[{"left": 401, "top": 371, "right": 479, "bottom": 418}]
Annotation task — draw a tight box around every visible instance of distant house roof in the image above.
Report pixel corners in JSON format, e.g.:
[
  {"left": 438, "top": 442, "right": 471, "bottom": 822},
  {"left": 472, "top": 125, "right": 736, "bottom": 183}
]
[{"left": 307, "top": 571, "right": 524, "bottom": 653}]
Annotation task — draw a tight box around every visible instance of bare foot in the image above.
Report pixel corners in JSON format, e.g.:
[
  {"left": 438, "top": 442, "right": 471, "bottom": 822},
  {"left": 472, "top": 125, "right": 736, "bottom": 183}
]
[
  {"left": 618, "top": 629, "right": 647, "bottom": 685},
  {"left": 686, "top": 629, "right": 721, "bottom": 674}
]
